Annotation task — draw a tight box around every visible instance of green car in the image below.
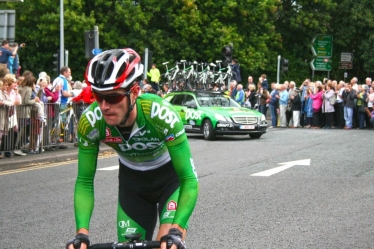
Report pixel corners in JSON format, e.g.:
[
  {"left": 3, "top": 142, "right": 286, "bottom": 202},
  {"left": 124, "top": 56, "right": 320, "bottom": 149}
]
[{"left": 164, "top": 90, "right": 267, "bottom": 140}]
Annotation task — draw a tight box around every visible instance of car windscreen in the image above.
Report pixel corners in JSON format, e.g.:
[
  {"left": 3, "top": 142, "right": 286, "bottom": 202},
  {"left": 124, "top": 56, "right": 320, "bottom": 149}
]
[{"left": 196, "top": 93, "right": 241, "bottom": 107}]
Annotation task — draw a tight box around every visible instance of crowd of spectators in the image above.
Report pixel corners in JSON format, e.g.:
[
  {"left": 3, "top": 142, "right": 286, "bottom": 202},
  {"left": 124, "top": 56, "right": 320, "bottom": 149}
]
[
  {"left": 242, "top": 76, "right": 374, "bottom": 130},
  {"left": 0, "top": 65, "right": 93, "bottom": 159}
]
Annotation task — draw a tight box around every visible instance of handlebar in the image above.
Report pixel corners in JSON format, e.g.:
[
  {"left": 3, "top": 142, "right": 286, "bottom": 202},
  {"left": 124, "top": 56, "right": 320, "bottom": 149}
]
[{"left": 89, "top": 241, "right": 161, "bottom": 249}]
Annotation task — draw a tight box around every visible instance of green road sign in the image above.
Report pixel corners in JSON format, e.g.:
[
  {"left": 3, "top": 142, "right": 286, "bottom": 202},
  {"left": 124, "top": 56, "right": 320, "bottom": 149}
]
[
  {"left": 310, "top": 58, "right": 332, "bottom": 71},
  {"left": 311, "top": 35, "right": 333, "bottom": 58}
]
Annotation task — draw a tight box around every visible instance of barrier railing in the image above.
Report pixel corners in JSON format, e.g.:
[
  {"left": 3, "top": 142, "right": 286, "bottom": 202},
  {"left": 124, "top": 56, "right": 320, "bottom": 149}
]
[{"left": 0, "top": 102, "right": 91, "bottom": 157}]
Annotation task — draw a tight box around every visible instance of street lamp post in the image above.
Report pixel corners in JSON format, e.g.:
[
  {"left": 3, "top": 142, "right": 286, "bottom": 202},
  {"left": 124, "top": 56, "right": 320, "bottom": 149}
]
[{"left": 59, "top": 0, "right": 64, "bottom": 69}]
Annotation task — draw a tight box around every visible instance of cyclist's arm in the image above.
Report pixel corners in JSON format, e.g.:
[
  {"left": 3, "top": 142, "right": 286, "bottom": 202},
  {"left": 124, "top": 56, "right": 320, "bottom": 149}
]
[
  {"left": 74, "top": 104, "right": 103, "bottom": 232},
  {"left": 167, "top": 139, "right": 198, "bottom": 230}
]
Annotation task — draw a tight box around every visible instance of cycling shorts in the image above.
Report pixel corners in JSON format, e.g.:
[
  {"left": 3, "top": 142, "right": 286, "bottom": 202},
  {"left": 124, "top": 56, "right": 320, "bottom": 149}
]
[{"left": 117, "top": 160, "right": 180, "bottom": 241}]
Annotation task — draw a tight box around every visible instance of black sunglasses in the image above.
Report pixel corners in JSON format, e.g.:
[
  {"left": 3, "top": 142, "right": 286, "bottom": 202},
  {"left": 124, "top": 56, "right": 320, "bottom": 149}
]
[{"left": 92, "top": 90, "right": 131, "bottom": 105}]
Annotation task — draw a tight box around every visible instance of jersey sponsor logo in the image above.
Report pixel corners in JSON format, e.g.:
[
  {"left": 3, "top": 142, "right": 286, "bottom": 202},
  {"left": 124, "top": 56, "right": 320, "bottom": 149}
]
[
  {"left": 125, "top": 228, "right": 137, "bottom": 234},
  {"left": 106, "top": 127, "right": 111, "bottom": 137},
  {"left": 85, "top": 106, "right": 103, "bottom": 127},
  {"left": 162, "top": 211, "right": 175, "bottom": 220},
  {"left": 118, "top": 220, "right": 130, "bottom": 228},
  {"left": 79, "top": 138, "right": 89, "bottom": 147},
  {"left": 133, "top": 137, "right": 160, "bottom": 142},
  {"left": 150, "top": 102, "right": 180, "bottom": 128},
  {"left": 190, "top": 158, "right": 198, "bottom": 180},
  {"left": 102, "top": 137, "right": 122, "bottom": 143},
  {"left": 134, "top": 130, "right": 150, "bottom": 136},
  {"left": 167, "top": 200, "right": 177, "bottom": 211},
  {"left": 165, "top": 134, "right": 175, "bottom": 142},
  {"left": 186, "top": 109, "right": 203, "bottom": 120},
  {"left": 175, "top": 129, "right": 185, "bottom": 138},
  {"left": 87, "top": 129, "right": 100, "bottom": 140},
  {"left": 118, "top": 141, "right": 163, "bottom": 152}
]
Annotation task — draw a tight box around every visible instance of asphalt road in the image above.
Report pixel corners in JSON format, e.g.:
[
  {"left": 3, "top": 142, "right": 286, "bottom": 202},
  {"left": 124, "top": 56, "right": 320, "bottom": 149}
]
[{"left": 1, "top": 128, "right": 373, "bottom": 249}]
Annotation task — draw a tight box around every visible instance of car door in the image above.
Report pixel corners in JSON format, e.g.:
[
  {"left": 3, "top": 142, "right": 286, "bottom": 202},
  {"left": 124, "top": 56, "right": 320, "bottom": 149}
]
[
  {"left": 169, "top": 94, "right": 188, "bottom": 125},
  {"left": 182, "top": 94, "right": 202, "bottom": 130}
]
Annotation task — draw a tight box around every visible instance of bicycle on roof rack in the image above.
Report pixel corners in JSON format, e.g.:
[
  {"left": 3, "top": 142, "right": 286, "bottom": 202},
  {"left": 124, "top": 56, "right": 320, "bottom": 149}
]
[
  {"left": 179, "top": 60, "right": 198, "bottom": 90},
  {"left": 161, "top": 61, "right": 181, "bottom": 85}
]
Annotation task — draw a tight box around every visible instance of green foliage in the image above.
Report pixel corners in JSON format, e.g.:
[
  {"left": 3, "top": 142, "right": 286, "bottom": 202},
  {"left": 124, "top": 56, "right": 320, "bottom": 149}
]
[{"left": 0, "top": 0, "right": 373, "bottom": 84}]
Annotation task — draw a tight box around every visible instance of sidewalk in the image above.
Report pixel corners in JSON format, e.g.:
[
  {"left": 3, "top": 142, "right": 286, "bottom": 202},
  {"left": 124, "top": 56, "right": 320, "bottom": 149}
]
[{"left": 0, "top": 143, "right": 115, "bottom": 172}]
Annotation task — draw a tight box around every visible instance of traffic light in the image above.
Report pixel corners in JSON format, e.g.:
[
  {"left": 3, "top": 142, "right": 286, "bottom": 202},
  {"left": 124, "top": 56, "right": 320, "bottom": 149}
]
[
  {"left": 221, "top": 45, "right": 233, "bottom": 66},
  {"left": 281, "top": 58, "right": 289, "bottom": 73},
  {"left": 53, "top": 50, "right": 61, "bottom": 74}
]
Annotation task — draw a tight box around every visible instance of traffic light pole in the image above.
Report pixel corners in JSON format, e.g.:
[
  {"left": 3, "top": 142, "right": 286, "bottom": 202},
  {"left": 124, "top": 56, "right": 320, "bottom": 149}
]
[{"left": 277, "top": 55, "right": 281, "bottom": 84}]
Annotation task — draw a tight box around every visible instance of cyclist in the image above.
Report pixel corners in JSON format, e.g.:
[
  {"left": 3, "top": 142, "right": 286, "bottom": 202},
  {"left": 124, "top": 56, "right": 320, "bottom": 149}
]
[{"left": 66, "top": 48, "right": 199, "bottom": 249}]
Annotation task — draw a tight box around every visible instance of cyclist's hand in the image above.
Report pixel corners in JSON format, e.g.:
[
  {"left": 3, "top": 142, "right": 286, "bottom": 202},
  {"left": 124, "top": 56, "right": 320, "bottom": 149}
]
[
  {"left": 160, "top": 228, "right": 186, "bottom": 249},
  {"left": 66, "top": 233, "right": 90, "bottom": 249}
]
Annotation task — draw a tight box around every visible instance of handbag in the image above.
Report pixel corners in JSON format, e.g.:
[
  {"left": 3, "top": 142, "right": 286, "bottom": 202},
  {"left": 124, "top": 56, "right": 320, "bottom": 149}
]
[{"left": 329, "top": 95, "right": 336, "bottom": 105}]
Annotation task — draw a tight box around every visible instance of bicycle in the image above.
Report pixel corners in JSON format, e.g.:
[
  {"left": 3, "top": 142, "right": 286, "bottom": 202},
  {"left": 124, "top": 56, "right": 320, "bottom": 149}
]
[
  {"left": 89, "top": 233, "right": 164, "bottom": 249},
  {"left": 49, "top": 102, "right": 77, "bottom": 145},
  {"left": 161, "top": 61, "right": 181, "bottom": 84}
]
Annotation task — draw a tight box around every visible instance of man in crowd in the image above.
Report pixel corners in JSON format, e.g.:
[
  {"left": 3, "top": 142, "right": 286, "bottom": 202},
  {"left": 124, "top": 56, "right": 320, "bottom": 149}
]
[{"left": 147, "top": 63, "right": 161, "bottom": 92}]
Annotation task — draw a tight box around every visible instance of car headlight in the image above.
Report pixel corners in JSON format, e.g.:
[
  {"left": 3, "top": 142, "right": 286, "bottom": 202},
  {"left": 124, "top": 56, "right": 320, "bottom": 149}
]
[
  {"left": 260, "top": 114, "right": 266, "bottom": 122},
  {"left": 214, "top": 113, "right": 231, "bottom": 122}
]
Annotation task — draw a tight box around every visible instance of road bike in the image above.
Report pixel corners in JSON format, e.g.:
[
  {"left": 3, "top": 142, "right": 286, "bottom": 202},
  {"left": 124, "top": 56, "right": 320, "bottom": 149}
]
[{"left": 49, "top": 103, "right": 77, "bottom": 144}]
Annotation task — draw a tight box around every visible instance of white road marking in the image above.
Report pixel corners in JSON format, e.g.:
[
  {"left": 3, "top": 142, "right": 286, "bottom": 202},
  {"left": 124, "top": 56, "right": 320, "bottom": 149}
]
[
  {"left": 251, "top": 159, "right": 311, "bottom": 177},
  {"left": 98, "top": 165, "right": 119, "bottom": 171}
]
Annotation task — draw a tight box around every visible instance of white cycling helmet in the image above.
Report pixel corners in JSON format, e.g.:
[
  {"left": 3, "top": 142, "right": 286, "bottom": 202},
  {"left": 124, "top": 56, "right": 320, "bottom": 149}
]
[{"left": 85, "top": 48, "right": 144, "bottom": 92}]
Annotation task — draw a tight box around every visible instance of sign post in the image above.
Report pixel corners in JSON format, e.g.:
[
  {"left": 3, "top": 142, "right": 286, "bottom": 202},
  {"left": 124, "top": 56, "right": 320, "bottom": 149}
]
[
  {"left": 339, "top": 52, "right": 353, "bottom": 70},
  {"left": 310, "top": 34, "right": 333, "bottom": 80}
]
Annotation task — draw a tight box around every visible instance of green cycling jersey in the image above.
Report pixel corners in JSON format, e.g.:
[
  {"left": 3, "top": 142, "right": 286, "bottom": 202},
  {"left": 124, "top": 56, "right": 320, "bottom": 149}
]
[{"left": 75, "top": 93, "right": 199, "bottom": 231}]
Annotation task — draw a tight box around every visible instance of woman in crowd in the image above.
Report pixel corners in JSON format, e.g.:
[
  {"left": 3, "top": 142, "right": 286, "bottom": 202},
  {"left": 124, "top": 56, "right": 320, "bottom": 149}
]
[
  {"left": 245, "top": 84, "right": 256, "bottom": 109},
  {"left": 322, "top": 83, "right": 335, "bottom": 129},
  {"left": 0, "top": 74, "right": 22, "bottom": 157},
  {"left": 256, "top": 82, "right": 269, "bottom": 116},
  {"left": 310, "top": 85, "right": 324, "bottom": 128},
  {"left": 356, "top": 85, "right": 367, "bottom": 129},
  {"left": 303, "top": 87, "right": 314, "bottom": 128},
  {"left": 366, "top": 87, "right": 374, "bottom": 128}
]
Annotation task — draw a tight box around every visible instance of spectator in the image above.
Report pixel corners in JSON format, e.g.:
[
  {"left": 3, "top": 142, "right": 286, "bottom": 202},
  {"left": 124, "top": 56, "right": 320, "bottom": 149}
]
[
  {"left": 300, "top": 79, "right": 311, "bottom": 127},
  {"left": 256, "top": 82, "right": 269, "bottom": 116},
  {"left": 365, "top": 107, "right": 374, "bottom": 129},
  {"left": 268, "top": 83, "right": 280, "bottom": 128},
  {"left": 245, "top": 84, "right": 256, "bottom": 109},
  {"left": 247, "top": 76, "right": 256, "bottom": 91},
  {"left": 310, "top": 85, "right": 324, "bottom": 128},
  {"left": 231, "top": 59, "right": 241, "bottom": 83},
  {"left": 229, "top": 80, "right": 237, "bottom": 99},
  {"left": 260, "top": 74, "right": 269, "bottom": 90},
  {"left": 279, "top": 84, "right": 289, "bottom": 127},
  {"left": 342, "top": 82, "right": 356, "bottom": 129},
  {"left": 0, "top": 80, "right": 5, "bottom": 158},
  {"left": 366, "top": 86, "right": 374, "bottom": 129},
  {"left": 286, "top": 81, "right": 296, "bottom": 126},
  {"left": 147, "top": 63, "right": 161, "bottom": 91},
  {"left": 235, "top": 84, "right": 245, "bottom": 106},
  {"left": 0, "top": 74, "right": 22, "bottom": 157},
  {"left": 322, "top": 83, "right": 335, "bottom": 129},
  {"left": 356, "top": 85, "right": 367, "bottom": 129},
  {"left": 290, "top": 88, "right": 301, "bottom": 128},
  {"left": 0, "top": 40, "right": 20, "bottom": 67},
  {"left": 303, "top": 87, "right": 314, "bottom": 128},
  {"left": 162, "top": 83, "right": 171, "bottom": 95},
  {"left": 335, "top": 81, "right": 345, "bottom": 129}
]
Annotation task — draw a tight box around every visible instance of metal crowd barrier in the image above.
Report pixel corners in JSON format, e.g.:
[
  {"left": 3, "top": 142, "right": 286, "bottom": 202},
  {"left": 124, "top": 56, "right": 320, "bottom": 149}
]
[{"left": 0, "top": 102, "right": 91, "bottom": 157}]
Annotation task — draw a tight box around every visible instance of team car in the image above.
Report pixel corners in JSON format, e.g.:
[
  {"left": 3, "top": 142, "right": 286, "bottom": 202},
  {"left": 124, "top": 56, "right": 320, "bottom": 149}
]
[{"left": 164, "top": 90, "right": 267, "bottom": 140}]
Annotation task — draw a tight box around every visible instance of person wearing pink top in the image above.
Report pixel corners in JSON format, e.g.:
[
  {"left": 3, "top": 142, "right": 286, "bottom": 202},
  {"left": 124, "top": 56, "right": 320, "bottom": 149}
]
[{"left": 310, "top": 85, "right": 324, "bottom": 128}]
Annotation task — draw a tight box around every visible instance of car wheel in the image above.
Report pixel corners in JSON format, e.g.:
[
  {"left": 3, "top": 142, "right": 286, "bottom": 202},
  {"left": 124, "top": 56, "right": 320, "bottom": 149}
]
[
  {"left": 249, "top": 133, "right": 262, "bottom": 139},
  {"left": 203, "top": 119, "right": 215, "bottom": 140}
]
